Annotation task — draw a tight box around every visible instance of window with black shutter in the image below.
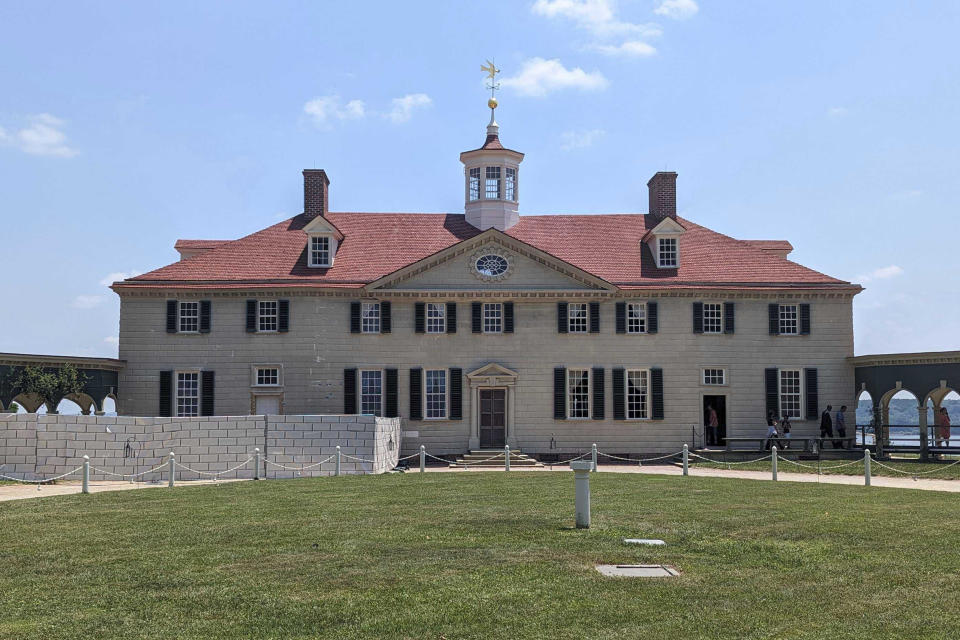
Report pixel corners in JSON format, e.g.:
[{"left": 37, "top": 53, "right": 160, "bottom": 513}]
[
  {"left": 344, "top": 368, "right": 357, "bottom": 413},
  {"left": 765, "top": 368, "right": 779, "bottom": 418},
  {"left": 414, "top": 303, "right": 426, "bottom": 334},
  {"left": 199, "top": 300, "right": 211, "bottom": 334},
  {"left": 647, "top": 302, "right": 658, "bottom": 333},
  {"left": 805, "top": 368, "right": 818, "bottom": 419},
  {"left": 278, "top": 300, "right": 290, "bottom": 332},
  {"left": 166, "top": 301, "right": 178, "bottom": 334},
  {"left": 384, "top": 369, "right": 398, "bottom": 417},
  {"left": 592, "top": 367, "right": 605, "bottom": 420},
  {"left": 724, "top": 302, "right": 735, "bottom": 334},
  {"left": 200, "top": 371, "right": 215, "bottom": 417},
  {"left": 446, "top": 302, "right": 457, "bottom": 333},
  {"left": 768, "top": 304, "right": 780, "bottom": 335},
  {"left": 557, "top": 302, "right": 568, "bottom": 334},
  {"left": 589, "top": 302, "right": 600, "bottom": 333},
  {"left": 246, "top": 300, "right": 257, "bottom": 333},
  {"left": 471, "top": 302, "right": 482, "bottom": 333},
  {"left": 692, "top": 302, "right": 704, "bottom": 334},
  {"left": 615, "top": 302, "right": 626, "bottom": 334},
  {"left": 650, "top": 367, "right": 664, "bottom": 420},
  {"left": 449, "top": 368, "right": 463, "bottom": 420},
  {"left": 553, "top": 367, "right": 566, "bottom": 419},
  {"left": 350, "top": 302, "right": 361, "bottom": 334},
  {"left": 800, "top": 304, "right": 811, "bottom": 335},
  {"left": 409, "top": 368, "right": 423, "bottom": 420},
  {"left": 612, "top": 368, "right": 625, "bottom": 420},
  {"left": 504, "top": 302, "right": 514, "bottom": 333},
  {"left": 159, "top": 370, "right": 172, "bottom": 416},
  {"left": 381, "top": 301, "right": 392, "bottom": 333}
]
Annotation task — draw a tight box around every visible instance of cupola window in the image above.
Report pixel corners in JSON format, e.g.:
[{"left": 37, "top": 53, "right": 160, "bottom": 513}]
[
  {"left": 469, "top": 168, "right": 481, "bottom": 201},
  {"left": 505, "top": 167, "right": 516, "bottom": 201},
  {"left": 485, "top": 166, "right": 501, "bottom": 199}
]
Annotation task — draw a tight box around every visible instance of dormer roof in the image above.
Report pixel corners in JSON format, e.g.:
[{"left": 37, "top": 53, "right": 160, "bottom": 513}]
[{"left": 302, "top": 214, "right": 344, "bottom": 240}]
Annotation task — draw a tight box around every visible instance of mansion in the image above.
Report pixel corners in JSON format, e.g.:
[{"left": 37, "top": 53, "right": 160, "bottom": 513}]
[{"left": 112, "top": 105, "right": 860, "bottom": 455}]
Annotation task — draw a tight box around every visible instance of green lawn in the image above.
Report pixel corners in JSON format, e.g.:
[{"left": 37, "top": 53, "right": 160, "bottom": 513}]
[
  {"left": 2, "top": 473, "right": 958, "bottom": 639},
  {"left": 691, "top": 455, "right": 960, "bottom": 480}
]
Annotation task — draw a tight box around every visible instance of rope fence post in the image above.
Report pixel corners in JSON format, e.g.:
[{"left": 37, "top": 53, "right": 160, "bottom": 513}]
[
  {"left": 82, "top": 455, "right": 90, "bottom": 494},
  {"left": 505, "top": 445, "right": 511, "bottom": 472},
  {"left": 419, "top": 445, "right": 425, "bottom": 473},
  {"left": 254, "top": 448, "right": 261, "bottom": 480},
  {"left": 336, "top": 445, "right": 342, "bottom": 476},
  {"left": 682, "top": 444, "right": 689, "bottom": 476},
  {"left": 167, "top": 452, "right": 175, "bottom": 488},
  {"left": 591, "top": 443, "right": 598, "bottom": 471},
  {"left": 864, "top": 449, "right": 871, "bottom": 486},
  {"left": 771, "top": 445, "right": 778, "bottom": 481}
]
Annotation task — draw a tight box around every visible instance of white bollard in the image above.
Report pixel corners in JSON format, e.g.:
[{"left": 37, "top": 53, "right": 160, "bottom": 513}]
[
  {"left": 168, "top": 452, "right": 175, "bottom": 488},
  {"left": 592, "top": 443, "right": 598, "bottom": 471},
  {"left": 771, "top": 445, "right": 778, "bottom": 482},
  {"left": 505, "top": 445, "right": 511, "bottom": 472},
  {"left": 336, "top": 445, "right": 341, "bottom": 476},
  {"left": 682, "top": 444, "right": 689, "bottom": 476},
  {"left": 420, "top": 445, "right": 426, "bottom": 473},
  {"left": 82, "top": 455, "right": 90, "bottom": 494},
  {"left": 571, "top": 461, "right": 592, "bottom": 528},
  {"left": 864, "top": 449, "right": 871, "bottom": 486},
  {"left": 254, "top": 448, "right": 261, "bottom": 481}
]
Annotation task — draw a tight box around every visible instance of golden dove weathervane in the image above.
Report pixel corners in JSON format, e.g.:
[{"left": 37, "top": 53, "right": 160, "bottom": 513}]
[{"left": 481, "top": 59, "right": 500, "bottom": 111}]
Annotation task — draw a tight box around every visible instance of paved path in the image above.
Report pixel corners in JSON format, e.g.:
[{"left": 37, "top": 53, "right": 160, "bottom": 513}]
[
  {"left": 426, "top": 463, "right": 960, "bottom": 493},
  {"left": 0, "top": 479, "right": 248, "bottom": 502}
]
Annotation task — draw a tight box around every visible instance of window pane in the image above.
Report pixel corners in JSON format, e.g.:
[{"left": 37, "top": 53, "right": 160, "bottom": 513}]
[
  {"left": 426, "top": 303, "right": 446, "bottom": 333},
  {"left": 310, "top": 236, "right": 330, "bottom": 266},
  {"left": 703, "top": 303, "right": 722, "bottom": 334},
  {"left": 780, "top": 370, "right": 801, "bottom": 418},
  {"left": 568, "top": 303, "right": 588, "bottom": 333},
  {"left": 257, "top": 368, "right": 279, "bottom": 386},
  {"left": 779, "top": 304, "right": 798, "bottom": 335},
  {"left": 627, "top": 370, "right": 649, "bottom": 419},
  {"left": 483, "top": 303, "right": 502, "bottom": 333},
  {"left": 176, "top": 372, "right": 199, "bottom": 417},
  {"left": 362, "top": 303, "right": 381, "bottom": 333},
  {"left": 258, "top": 301, "right": 278, "bottom": 332},
  {"left": 505, "top": 167, "right": 516, "bottom": 201},
  {"left": 485, "top": 166, "right": 501, "bottom": 199},
  {"left": 179, "top": 302, "right": 199, "bottom": 333},
  {"left": 659, "top": 238, "right": 677, "bottom": 267},
  {"left": 425, "top": 369, "right": 447, "bottom": 419},
  {"left": 360, "top": 370, "right": 382, "bottom": 416},
  {"left": 703, "top": 368, "right": 725, "bottom": 385},
  {"left": 627, "top": 303, "right": 646, "bottom": 333},
  {"left": 567, "top": 369, "right": 590, "bottom": 418},
  {"left": 469, "top": 168, "right": 481, "bottom": 201}
]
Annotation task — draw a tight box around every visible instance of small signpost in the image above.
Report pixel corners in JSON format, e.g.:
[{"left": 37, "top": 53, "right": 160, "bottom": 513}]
[{"left": 570, "top": 460, "right": 593, "bottom": 528}]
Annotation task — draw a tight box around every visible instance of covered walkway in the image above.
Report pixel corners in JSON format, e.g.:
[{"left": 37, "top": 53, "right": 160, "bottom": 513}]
[{"left": 0, "top": 352, "right": 124, "bottom": 414}]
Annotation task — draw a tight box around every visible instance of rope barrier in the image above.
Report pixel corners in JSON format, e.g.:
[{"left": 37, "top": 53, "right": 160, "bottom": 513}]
[
  {"left": 599, "top": 451, "right": 683, "bottom": 464},
  {"left": 450, "top": 453, "right": 506, "bottom": 466},
  {"left": 340, "top": 453, "right": 375, "bottom": 463},
  {"left": 870, "top": 457, "right": 960, "bottom": 477},
  {"left": 689, "top": 453, "right": 773, "bottom": 465},
  {"left": 173, "top": 457, "right": 254, "bottom": 478},
  {"left": 777, "top": 458, "right": 862, "bottom": 471},
  {"left": 0, "top": 467, "right": 83, "bottom": 484},
  {"left": 396, "top": 453, "right": 420, "bottom": 461},
  {"left": 262, "top": 455, "right": 335, "bottom": 471},
  {"left": 545, "top": 452, "right": 591, "bottom": 466},
  {"left": 91, "top": 462, "right": 170, "bottom": 479}
]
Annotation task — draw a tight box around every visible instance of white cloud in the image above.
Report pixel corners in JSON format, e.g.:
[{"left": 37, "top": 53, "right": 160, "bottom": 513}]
[
  {"left": 533, "top": 0, "right": 662, "bottom": 37},
  {"left": 0, "top": 114, "right": 79, "bottom": 158},
  {"left": 589, "top": 40, "right": 657, "bottom": 57},
  {"left": 100, "top": 270, "right": 141, "bottom": 286},
  {"left": 385, "top": 93, "right": 432, "bottom": 123},
  {"left": 560, "top": 128, "right": 606, "bottom": 150},
  {"left": 654, "top": 0, "right": 699, "bottom": 20},
  {"left": 501, "top": 58, "right": 608, "bottom": 97},
  {"left": 72, "top": 295, "right": 105, "bottom": 309},
  {"left": 856, "top": 265, "right": 904, "bottom": 283},
  {"left": 104, "top": 336, "right": 119, "bottom": 346},
  {"left": 303, "top": 95, "right": 367, "bottom": 126},
  {"left": 828, "top": 106, "right": 849, "bottom": 117}
]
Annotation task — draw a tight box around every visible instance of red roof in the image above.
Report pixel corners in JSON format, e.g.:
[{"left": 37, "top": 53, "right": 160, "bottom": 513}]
[
  {"left": 173, "top": 239, "right": 230, "bottom": 250},
  {"left": 116, "top": 212, "right": 854, "bottom": 291}
]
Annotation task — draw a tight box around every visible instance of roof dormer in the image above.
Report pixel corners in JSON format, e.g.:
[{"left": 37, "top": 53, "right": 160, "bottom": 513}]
[
  {"left": 303, "top": 215, "right": 343, "bottom": 268},
  {"left": 644, "top": 215, "right": 686, "bottom": 269}
]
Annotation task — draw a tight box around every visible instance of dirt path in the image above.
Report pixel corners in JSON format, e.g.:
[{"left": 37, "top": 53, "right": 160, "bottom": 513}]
[{"left": 0, "top": 478, "right": 248, "bottom": 502}]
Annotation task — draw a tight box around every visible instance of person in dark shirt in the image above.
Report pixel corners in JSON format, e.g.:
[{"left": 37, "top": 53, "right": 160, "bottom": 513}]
[
  {"left": 835, "top": 405, "right": 847, "bottom": 448},
  {"left": 820, "top": 405, "right": 834, "bottom": 447}
]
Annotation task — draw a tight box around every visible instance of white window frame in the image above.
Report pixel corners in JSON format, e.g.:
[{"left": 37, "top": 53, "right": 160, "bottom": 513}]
[
  {"left": 658, "top": 237, "right": 678, "bottom": 268},
  {"left": 175, "top": 371, "right": 200, "bottom": 417},
  {"left": 359, "top": 369, "right": 383, "bottom": 417},
  {"left": 568, "top": 302, "right": 589, "bottom": 333},
  {"left": 566, "top": 368, "right": 591, "bottom": 420},
  {"left": 257, "top": 300, "right": 278, "bottom": 333},
  {"left": 702, "top": 302, "right": 723, "bottom": 335},
  {"left": 252, "top": 366, "right": 282, "bottom": 387},
  {"left": 468, "top": 167, "right": 481, "bottom": 202},
  {"left": 308, "top": 235, "right": 332, "bottom": 268},
  {"left": 485, "top": 166, "right": 501, "bottom": 199},
  {"left": 361, "top": 302, "right": 381, "bottom": 334},
  {"left": 423, "top": 369, "right": 447, "bottom": 420},
  {"left": 626, "top": 302, "right": 647, "bottom": 334},
  {"left": 505, "top": 167, "right": 517, "bottom": 201},
  {"left": 779, "top": 304, "right": 799, "bottom": 336},
  {"left": 178, "top": 301, "right": 199, "bottom": 333},
  {"left": 426, "top": 303, "right": 446, "bottom": 334},
  {"left": 778, "top": 368, "right": 803, "bottom": 419},
  {"left": 625, "top": 368, "right": 650, "bottom": 420},
  {"left": 483, "top": 302, "right": 502, "bottom": 334},
  {"left": 702, "top": 368, "right": 727, "bottom": 386}
]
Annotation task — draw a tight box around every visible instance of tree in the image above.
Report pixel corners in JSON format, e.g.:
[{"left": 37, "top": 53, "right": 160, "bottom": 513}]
[
  {"left": 5, "top": 401, "right": 20, "bottom": 413},
  {"left": 12, "top": 364, "right": 88, "bottom": 413}
]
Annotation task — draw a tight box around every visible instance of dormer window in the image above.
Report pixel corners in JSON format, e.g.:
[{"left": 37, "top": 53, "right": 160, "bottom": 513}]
[
  {"left": 469, "top": 168, "right": 481, "bottom": 201},
  {"left": 658, "top": 237, "right": 678, "bottom": 268},
  {"left": 309, "top": 236, "right": 331, "bottom": 268},
  {"left": 505, "top": 167, "right": 516, "bottom": 201},
  {"left": 485, "top": 166, "right": 501, "bottom": 199}
]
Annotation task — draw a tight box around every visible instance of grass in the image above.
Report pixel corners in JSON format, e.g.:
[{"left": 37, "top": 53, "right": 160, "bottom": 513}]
[
  {"left": 2, "top": 473, "right": 959, "bottom": 639},
  {"left": 691, "top": 454, "right": 960, "bottom": 479}
]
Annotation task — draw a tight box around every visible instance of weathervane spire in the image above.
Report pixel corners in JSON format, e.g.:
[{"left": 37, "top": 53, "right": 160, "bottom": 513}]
[{"left": 481, "top": 59, "right": 500, "bottom": 129}]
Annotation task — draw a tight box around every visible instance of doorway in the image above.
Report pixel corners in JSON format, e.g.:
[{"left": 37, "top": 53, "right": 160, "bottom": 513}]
[
  {"left": 703, "top": 395, "right": 727, "bottom": 447},
  {"left": 255, "top": 395, "right": 281, "bottom": 415},
  {"left": 479, "top": 389, "right": 506, "bottom": 448}
]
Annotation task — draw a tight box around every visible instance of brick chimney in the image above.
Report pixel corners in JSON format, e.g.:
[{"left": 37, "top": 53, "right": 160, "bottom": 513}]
[
  {"left": 303, "top": 169, "right": 330, "bottom": 219},
  {"left": 647, "top": 171, "right": 677, "bottom": 221}
]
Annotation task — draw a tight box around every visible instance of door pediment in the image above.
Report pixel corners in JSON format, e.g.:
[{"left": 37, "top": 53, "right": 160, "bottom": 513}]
[{"left": 467, "top": 362, "right": 518, "bottom": 386}]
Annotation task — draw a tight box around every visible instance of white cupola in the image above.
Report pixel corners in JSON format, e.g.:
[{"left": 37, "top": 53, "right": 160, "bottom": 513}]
[{"left": 460, "top": 92, "right": 524, "bottom": 231}]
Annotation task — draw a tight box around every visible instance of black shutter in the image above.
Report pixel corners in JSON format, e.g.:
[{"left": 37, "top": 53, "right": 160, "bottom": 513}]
[
  {"left": 805, "top": 368, "right": 819, "bottom": 420},
  {"left": 768, "top": 304, "right": 780, "bottom": 335},
  {"left": 159, "top": 370, "right": 172, "bottom": 417},
  {"left": 765, "top": 368, "right": 779, "bottom": 419},
  {"left": 647, "top": 302, "right": 658, "bottom": 333},
  {"left": 800, "top": 304, "right": 811, "bottom": 335},
  {"left": 350, "top": 302, "right": 361, "bottom": 333},
  {"left": 380, "top": 301, "right": 391, "bottom": 333},
  {"left": 278, "top": 300, "right": 290, "bottom": 332},
  {"left": 384, "top": 369, "right": 398, "bottom": 418},
  {"left": 724, "top": 302, "right": 735, "bottom": 334},
  {"left": 651, "top": 368, "right": 664, "bottom": 420},
  {"left": 449, "top": 368, "right": 463, "bottom": 420},
  {"left": 200, "top": 371, "right": 215, "bottom": 417},
  {"left": 592, "top": 367, "right": 605, "bottom": 420},
  {"left": 246, "top": 300, "right": 257, "bottom": 333},
  {"left": 414, "top": 303, "right": 426, "bottom": 334},
  {"left": 409, "top": 368, "right": 423, "bottom": 420},
  {"left": 692, "top": 302, "right": 704, "bottom": 334},
  {"left": 199, "top": 300, "right": 211, "bottom": 334},
  {"left": 554, "top": 368, "right": 566, "bottom": 419},
  {"left": 615, "top": 302, "right": 626, "bottom": 334},
  {"left": 344, "top": 368, "right": 357, "bottom": 414},
  {"left": 446, "top": 302, "right": 457, "bottom": 333},
  {"left": 589, "top": 302, "right": 600, "bottom": 333},
  {"left": 472, "top": 302, "right": 482, "bottom": 333},
  {"left": 166, "top": 300, "right": 178, "bottom": 334},
  {"left": 557, "top": 302, "right": 568, "bottom": 333},
  {"left": 612, "top": 368, "right": 625, "bottom": 420},
  {"left": 504, "top": 302, "right": 514, "bottom": 333}
]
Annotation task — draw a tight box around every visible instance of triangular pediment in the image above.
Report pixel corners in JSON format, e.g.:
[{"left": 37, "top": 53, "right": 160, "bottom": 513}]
[
  {"left": 302, "top": 216, "right": 344, "bottom": 240},
  {"left": 366, "top": 228, "right": 618, "bottom": 292},
  {"left": 467, "top": 363, "right": 519, "bottom": 379}
]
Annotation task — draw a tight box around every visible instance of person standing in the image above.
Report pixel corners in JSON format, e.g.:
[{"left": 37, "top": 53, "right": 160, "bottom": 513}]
[
  {"left": 936, "top": 407, "right": 951, "bottom": 447},
  {"left": 706, "top": 404, "right": 719, "bottom": 447},
  {"left": 835, "top": 405, "right": 847, "bottom": 448},
  {"left": 765, "top": 415, "right": 781, "bottom": 450},
  {"left": 820, "top": 405, "right": 834, "bottom": 448},
  {"left": 780, "top": 414, "right": 792, "bottom": 449}
]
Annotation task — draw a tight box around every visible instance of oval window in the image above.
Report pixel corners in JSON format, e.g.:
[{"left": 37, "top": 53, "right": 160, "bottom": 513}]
[{"left": 475, "top": 254, "right": 508, "bottom": 277}]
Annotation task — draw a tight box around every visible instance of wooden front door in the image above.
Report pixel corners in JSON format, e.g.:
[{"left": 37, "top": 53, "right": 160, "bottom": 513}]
[{"left": 479, "top": 389, "right": 506, "bottom": 448}]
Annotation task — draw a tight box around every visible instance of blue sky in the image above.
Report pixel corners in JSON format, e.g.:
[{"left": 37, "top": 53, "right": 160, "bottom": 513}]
[{"left": 1, "top": 0, "right": 958, "bottom": 358}]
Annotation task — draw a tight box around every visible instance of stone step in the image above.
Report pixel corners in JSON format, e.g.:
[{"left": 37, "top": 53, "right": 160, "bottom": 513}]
[{"left": 451, "top": 450, "right": 543, "bottom": 468}]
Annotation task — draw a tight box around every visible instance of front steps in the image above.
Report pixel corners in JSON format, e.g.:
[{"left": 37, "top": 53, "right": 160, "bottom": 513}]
[{"left": 450, "top": 449, "right": 543, "bottom": 468}]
